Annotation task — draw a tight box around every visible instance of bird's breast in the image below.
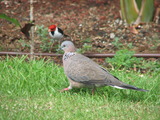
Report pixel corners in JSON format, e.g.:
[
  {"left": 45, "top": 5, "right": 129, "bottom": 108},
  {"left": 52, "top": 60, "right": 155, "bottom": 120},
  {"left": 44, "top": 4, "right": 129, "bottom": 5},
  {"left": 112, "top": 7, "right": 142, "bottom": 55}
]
[{"left": 63, "top": 52, "right": 76, "bottom": 61}]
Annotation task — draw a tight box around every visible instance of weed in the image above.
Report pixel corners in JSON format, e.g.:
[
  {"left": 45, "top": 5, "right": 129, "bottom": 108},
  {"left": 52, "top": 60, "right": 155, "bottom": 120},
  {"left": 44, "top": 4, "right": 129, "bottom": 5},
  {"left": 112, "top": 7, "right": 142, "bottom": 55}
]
[
  {"left": 77, "top": 43, "right": 92, "bottom": 53},
  {"left": 127, "top": 43, "right": 134, "bottom": 49},
  {"left": 106, "top": 49, "right": 160, "bottom": 72},
  {"left": 36, "top": 25, "right": 53, "bottom": 52},
  {"left": 141, "top": 59, "right": 160, "bottom": 72},
  {"left": 106, "top": 49, "right": 143, "bottom": 70},
  {"left": 18, "top": 39, "right": 30, "bottom": 48},
  {"left": 82, "top": 38, "right": 92, "bottom": 43},
  {"left": 0, "top": 45, "right": 4, "bottom": 51},
  {"left": 150, "top": 34, "right": 160, "bottom": 50},
  {"left": 111, "top": 37, "right": 123, "bottom": 49}
]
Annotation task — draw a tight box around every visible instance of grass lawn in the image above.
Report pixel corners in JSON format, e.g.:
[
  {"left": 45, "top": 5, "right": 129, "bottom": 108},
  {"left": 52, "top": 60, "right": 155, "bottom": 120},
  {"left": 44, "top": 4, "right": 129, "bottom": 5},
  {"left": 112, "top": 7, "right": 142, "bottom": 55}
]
[{"left": 0, "top": 56, "right": 160, "bottom": 120}]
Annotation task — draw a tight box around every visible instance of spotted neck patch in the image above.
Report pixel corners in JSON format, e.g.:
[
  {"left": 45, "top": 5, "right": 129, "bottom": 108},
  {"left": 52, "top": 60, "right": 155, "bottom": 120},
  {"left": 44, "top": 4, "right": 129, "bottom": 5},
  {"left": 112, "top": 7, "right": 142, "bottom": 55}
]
[{"left": 63, "top": 52, "right": 76, "bottom": 60}]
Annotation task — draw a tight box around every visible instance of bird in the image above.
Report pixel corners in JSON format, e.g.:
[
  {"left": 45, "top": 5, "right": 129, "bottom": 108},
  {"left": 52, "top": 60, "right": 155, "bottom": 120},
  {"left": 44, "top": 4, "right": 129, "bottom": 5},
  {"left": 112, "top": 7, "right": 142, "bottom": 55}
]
[
  {"left": 48, "top": 25, "right": 68, "bottom": 40},
  {"left": 60, "top": 41, "right": 149, "bottom": 93}
]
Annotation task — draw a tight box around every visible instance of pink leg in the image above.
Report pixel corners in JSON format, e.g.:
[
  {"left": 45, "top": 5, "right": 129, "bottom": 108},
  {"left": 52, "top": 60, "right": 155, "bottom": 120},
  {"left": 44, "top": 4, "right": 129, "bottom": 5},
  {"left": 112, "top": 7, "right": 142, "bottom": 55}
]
[
  {"left": 91, "top": 87, "right": 96, "bottom": 95},
  {"left": 60, "top": 88, "right": 70, "bottom": 92}
]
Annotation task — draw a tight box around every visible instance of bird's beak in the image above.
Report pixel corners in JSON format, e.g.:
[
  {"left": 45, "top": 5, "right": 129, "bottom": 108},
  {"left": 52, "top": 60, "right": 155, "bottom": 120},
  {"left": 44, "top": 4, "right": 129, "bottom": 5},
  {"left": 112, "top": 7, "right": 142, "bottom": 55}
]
[{"left": 48, "top": 29, "right": 51, "bottom": 32}]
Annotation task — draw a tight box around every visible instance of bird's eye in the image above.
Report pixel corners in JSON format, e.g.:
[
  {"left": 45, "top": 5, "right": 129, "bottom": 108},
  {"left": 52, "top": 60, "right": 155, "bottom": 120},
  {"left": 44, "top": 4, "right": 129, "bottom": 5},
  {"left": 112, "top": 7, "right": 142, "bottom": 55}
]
[{"left": 63, "top": 45, "right": 66, "bottom": 47}]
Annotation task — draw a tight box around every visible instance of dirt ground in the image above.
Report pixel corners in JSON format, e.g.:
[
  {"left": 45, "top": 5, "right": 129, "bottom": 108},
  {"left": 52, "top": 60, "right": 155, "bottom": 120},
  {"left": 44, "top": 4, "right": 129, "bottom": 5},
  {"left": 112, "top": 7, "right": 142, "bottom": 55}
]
[{"left": 0, "top": 0, "right": 160, "bottom": 54}]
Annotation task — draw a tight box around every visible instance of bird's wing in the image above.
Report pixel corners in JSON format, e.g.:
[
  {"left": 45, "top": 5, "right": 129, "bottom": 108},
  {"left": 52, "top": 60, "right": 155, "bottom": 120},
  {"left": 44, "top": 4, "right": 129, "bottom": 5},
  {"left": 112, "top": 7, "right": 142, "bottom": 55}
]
[
  {"left": 64, "top": 53, "right": 149, "bottom": 91},
  {"left": 58, "top": 28, "right": 68, "bottom": 37},
  {"left": 57, "top": 28, "right": 64, "bottom": 34},
  {"left": 65, "top": 54, "right": 114, "bottom": 86}
]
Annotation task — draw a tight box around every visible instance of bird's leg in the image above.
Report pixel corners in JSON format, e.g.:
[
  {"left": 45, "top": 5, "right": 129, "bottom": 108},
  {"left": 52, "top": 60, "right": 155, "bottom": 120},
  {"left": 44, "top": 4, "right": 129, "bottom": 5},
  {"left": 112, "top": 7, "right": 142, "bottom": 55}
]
[
  {"left": 60, "top": 86, "right": 72, "bottom": 92},
  {"left": 91, "top": 87, "right": 96, "bottom": 95},
  {"left": 60, "top": 88, "right": 70, "bottom": 92}
]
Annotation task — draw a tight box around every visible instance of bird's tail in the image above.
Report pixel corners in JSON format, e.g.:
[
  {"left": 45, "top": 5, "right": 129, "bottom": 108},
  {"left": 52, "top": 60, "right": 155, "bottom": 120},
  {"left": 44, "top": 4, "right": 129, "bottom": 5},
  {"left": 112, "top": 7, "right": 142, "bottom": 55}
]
[
  {"left": 64, "top": 34, "right": 69, "bottom": 37},
  {"left": 111, "top": 84, "right": 149, "bottom": 92}
]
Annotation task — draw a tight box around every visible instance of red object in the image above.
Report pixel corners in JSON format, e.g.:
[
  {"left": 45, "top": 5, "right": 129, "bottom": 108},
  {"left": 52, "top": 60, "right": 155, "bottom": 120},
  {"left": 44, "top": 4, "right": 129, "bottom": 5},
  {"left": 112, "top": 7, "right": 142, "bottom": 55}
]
[{"left": 48, "top": 25, "right": 56, "bottom": 31}]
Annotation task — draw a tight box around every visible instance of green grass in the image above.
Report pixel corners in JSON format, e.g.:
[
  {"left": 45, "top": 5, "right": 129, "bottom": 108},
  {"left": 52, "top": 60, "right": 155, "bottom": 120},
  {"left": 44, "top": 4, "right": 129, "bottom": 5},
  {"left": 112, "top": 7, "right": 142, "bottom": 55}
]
[{"left": 0, "top": 56, "right": 160, "bottom": 120}]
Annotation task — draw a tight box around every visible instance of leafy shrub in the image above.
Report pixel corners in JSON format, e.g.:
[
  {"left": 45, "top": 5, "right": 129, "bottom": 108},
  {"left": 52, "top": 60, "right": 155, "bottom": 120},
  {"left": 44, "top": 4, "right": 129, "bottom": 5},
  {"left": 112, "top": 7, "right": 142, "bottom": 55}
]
[
  {"left": 111, "top": 37, "right": 123, "bottom": 49},
  {"left": 77, "top": 43, "right": 92, "bottom": 53},
  {"left": 106, "top": 49, "right": 143, "bottom": 69},
  {"left": 36, "top": 25, "right": 53, "bottom": 52},
  {"left": 0, "top": 13, "right": 21, "bottom": 27},
  {"left": 141, "top": 59, "right": 160, "bottom": 72}
]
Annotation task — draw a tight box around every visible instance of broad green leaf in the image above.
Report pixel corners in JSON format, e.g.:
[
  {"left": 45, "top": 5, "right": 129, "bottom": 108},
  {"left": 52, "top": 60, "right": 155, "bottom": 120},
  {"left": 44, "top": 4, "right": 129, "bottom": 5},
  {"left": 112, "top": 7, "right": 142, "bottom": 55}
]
[
  {"left": 141, "top": 0, "right": 154, "bottom": 22},
  {"left": 120, "top": 0, "right": 154, "bottom": 24},
  {"left": 120, "top": 0, "right": 139, "bottom": 24},
  {"left": 0, "top": 13, "right": 21, "bottom": 27},
  {"left": 135, "top": 0, "right": 142, "bottom": 10}
]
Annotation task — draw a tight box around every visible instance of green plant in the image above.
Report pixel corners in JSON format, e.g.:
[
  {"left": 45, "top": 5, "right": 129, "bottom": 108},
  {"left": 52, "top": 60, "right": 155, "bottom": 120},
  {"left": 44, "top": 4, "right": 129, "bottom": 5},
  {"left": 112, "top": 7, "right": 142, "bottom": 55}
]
[
  {"left": 111, "top": 37, "right": 123, "bottom": 49},
  {"left": 18, "top": 39, "right": 30, "bottom": 48},
  {"left": 141, "top": 60, "right": 160, "bottom": 72},
  {"left": 0, "top": 46, "right": 3, "bottom": 51},
  {"left": 127, "top": 43, "right": 134, "bottom": 49},
  {"left": 36, "top": 25, "right": 53, "bottom": 52},
  {"left": 77, "top": 43, "right": 92, "bottom": 53},
  {"left": 0, "top": 56, "right": 159, "bottom": 119},
  {"left": 150, "top": 34, "right": 160, "bottom": 50},
  {"left": 106, "top": 49, "right": 143, "bottom": 69},
  {"left": 120, "top": 0, "right": 154, "bottom": 24},
  {"left": 82, "top": 38, "right": 92, "bottom": 43},
  {"left": 0, "top": 13, "right": 21, "bottom": 27}
]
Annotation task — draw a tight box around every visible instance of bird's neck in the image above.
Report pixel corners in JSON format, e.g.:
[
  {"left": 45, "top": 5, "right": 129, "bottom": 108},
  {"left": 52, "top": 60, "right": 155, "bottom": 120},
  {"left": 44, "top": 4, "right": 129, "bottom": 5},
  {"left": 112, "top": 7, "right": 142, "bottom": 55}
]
[{"left": 63, "top": 52, "right": 76, "bottom": 61}]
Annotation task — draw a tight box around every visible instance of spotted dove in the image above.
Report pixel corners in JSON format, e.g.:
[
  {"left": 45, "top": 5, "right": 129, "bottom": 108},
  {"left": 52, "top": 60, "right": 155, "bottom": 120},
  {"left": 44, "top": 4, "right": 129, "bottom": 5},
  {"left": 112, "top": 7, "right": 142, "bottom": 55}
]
[{"left": 60, "top": 41, "right": 149, "bottom": 93}]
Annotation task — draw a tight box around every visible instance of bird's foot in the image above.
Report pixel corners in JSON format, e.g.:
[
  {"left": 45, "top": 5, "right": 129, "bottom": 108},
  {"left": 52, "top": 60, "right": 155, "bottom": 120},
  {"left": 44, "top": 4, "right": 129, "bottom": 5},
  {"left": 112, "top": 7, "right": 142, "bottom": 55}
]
[
  {"left": 59, "top": 88, "right": 70, "bottom": 92},
  {"left": 91, "top": 87, "right": 96, "bottom": 95}
]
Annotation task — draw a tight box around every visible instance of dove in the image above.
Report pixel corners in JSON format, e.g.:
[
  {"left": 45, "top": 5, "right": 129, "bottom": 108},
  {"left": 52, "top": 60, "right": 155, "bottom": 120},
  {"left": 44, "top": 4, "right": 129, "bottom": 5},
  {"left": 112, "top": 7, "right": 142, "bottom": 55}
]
[{"left": 60, "top": 41, "right": 149, "bottom": 93}]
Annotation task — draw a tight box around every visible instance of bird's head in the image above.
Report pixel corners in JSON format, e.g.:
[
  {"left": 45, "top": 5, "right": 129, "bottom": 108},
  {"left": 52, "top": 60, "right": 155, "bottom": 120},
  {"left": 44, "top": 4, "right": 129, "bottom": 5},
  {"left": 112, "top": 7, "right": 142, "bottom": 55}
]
[
  {"left": 48, "top": 25, "right": 57, "bottom": 32},
  {"left": 60, "top": 41, "right": 76, "bottom": 53}
]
